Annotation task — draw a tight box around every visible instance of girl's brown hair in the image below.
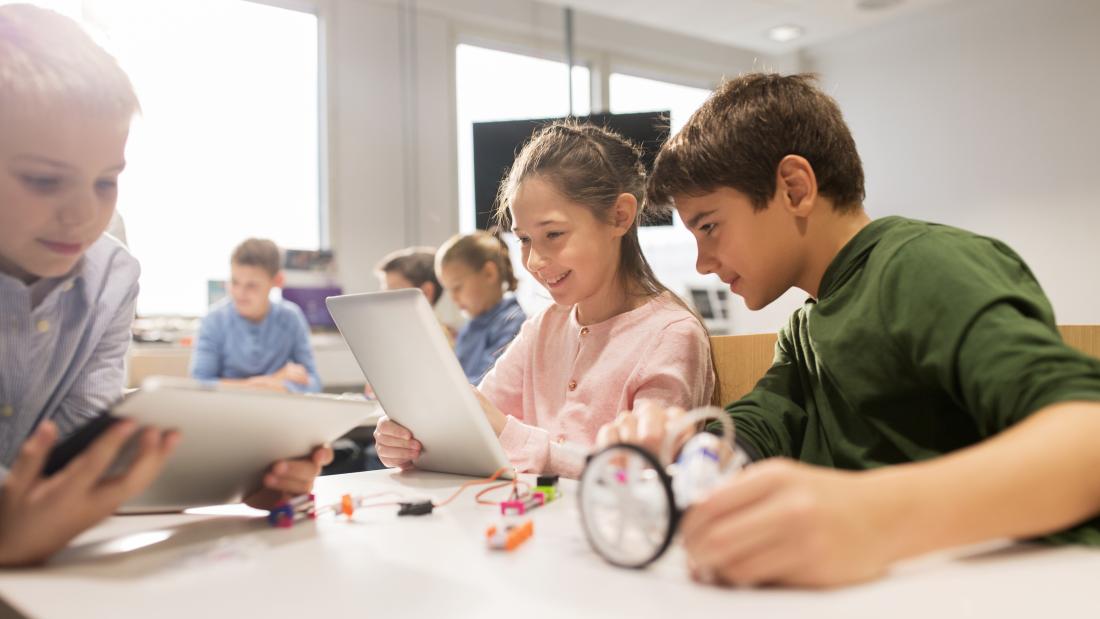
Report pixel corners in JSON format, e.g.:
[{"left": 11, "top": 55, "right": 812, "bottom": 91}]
[
  {"left": 436, "top": 231, "right": 518, "bottom": 292},
  {"left": 495, "top": 121, "right": 718, "bottom": 402},
  {"left": 493, "top": 120, "right": 676, "bottom": 305}
]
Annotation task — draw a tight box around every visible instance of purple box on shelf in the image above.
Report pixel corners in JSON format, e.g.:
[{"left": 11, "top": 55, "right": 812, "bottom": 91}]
[{"left": 282, "top": 287, "right": 343, "bottom": 330}]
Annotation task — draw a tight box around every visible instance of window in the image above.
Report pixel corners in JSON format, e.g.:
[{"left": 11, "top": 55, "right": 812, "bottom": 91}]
[
  {"left": 3, "top": 0, "right": 322, "bottom": 316},
  {"left": 609, "top": 72, "right": 712, "bottom": 135},
  {"left": 455, "top": 44, "right": 590, "bottom": 233}
]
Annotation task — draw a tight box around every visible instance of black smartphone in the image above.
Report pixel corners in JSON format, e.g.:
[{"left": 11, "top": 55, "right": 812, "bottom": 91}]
[{"left": 43, "top": 412, "right": 122, "bottom": 476}]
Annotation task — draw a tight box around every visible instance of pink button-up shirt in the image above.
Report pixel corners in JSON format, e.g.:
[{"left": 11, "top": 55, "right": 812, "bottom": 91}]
[{"left": 478, "top": 293, "right": 714, "bottom": 478}]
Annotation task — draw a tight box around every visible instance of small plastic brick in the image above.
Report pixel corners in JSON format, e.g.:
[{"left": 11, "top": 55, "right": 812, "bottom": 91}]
[
  {"left": 500, "top": 494, "right": 544, "bottom": 516},
  {"left": 397, "top": 500, "right": 434, "bottom": 516},
  {"left": 500, "top": 499, "right": 525, "bottom": 516},
  {"left": 486, "top": 519, "right": 534, "bottom": 551},
  {"left": 340, "top": 494, "right": 355, "bottom": 518},
  {"left": 536, "top": 475, "right": 559, "bottom": 487},
  {"left": 267, "top": 502, "right": 295, "bottom": 528},
  {"left": 532, "top": 486, "right": 557, "bottom": 502}
]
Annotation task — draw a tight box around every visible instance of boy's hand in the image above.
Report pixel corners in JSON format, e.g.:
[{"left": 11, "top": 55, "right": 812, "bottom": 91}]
[
  {"left": 276, "top": 363, "right": 309, "bottom": 386},
  {"left": 244, "top": 445, "right": 334, "bottom": 510},
  {"left": 595, "top": 402, "right": 694, "bottom": 459},
  {"left": 373, "top": 416, "right": 421, "bottom": 470},
  {"left": 242, "top": 375, "right": 290, "bottom": 393},
  {"left": 0, "top": 420, "right": 179, "bottom": 567},
  {"left": 680, "top": 458, "right": 890, "bottom": 588}
]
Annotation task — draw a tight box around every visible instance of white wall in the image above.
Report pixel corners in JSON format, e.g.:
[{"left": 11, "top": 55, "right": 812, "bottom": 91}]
[
  {"left": 802, "top": 0, "right": 1100, "bottom": 324},
  {"left": 319, "top": 0, "right": 778, "bottom": 326}
]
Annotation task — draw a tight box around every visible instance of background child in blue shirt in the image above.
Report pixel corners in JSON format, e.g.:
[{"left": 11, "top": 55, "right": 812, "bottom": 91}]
[
  {"left": 435, "top": 231, "right": 526, "bottom": 383},
  {"left": 0, "top": 5, "right": 330, "bottom": 566},
  {"left": 190, "top": 238, "right": 321, "bottom": 393}
]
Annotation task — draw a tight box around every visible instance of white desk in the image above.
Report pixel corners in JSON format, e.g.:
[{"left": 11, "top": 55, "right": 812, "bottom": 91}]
[
  {"left": 128, "top": 334, "right": 365, "bottom": 390},
  {"left": 1, "top": 470, "right": 1098, "bottom": 618}
]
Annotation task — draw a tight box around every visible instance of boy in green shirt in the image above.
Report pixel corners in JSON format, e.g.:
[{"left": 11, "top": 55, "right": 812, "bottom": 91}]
[{"left": 597, "top": 73, "right": 1100, "bottom": 588}]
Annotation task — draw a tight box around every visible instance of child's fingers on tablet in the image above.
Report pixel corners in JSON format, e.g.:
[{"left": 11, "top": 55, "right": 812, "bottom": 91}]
[
  {"left": 61, "top": 420, "right": 139, "bottom": 490},
  {"left": 263, "top": 473, "right": 314, "bottom": 497},
  {"left": 311, "top": 445, "right": 335, "bottom": 466},
  {"left": 5, "top": 421, "right": 58, "bottom": 500},
  {"left": 375, "top": 431, "right": 419, "bottom": 451},
  {"left": 375, "top": 417, "right": 412, "bottom": 440},
  {"left": 102, "top": 429, "right": 179, "bottom": 502},
  {"left": 376, "top": 445, "right": 419, "bottom": 468}
]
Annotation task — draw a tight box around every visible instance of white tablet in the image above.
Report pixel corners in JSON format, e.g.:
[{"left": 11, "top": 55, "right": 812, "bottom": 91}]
[
  {"left": 115, "top": 377, "right": 379, "bottom": 512},
  {"left": 326, "top": 289, "right": 513, "bottom": 479}
]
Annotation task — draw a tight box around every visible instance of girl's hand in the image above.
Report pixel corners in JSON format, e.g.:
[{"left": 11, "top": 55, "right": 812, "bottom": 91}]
[
  {"left": 373, "top": 416, "right": 421, "bottom": 470},
  {"left": 595, "top": 402, "right": 692, "bottom": 458},
  {"left": 0, "top": 420, "right": 179, "bottom": 566},
  {"left": 680, "top": 458, "right": 892, "bottom": 588},
  {"left": 472, "top": 388, "right": 507, "bottom": 436},
  {"left": 245, "top": 445, "right": 334, "bottom": 510}
]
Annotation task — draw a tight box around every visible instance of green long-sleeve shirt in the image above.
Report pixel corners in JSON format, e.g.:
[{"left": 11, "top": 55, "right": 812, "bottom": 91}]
[{"left": 727, "top": 216, "right": 1100, "bottom": 543}]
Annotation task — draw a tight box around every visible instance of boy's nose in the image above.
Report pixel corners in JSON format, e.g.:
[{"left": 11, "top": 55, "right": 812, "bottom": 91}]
[
  {"left": 695, "top": 250, "right": 719, "bottom": 276},
  {"left": 57, "top": 188, "right": 99, "bottom": 228}
]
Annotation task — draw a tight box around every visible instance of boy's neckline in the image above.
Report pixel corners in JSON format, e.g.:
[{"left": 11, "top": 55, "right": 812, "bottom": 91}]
[
  {"left": 816, "top": 216, "right": 902, "bottom": 300},
  {"left": 236, "top": 299, "right": 274, "bottom": 324}
]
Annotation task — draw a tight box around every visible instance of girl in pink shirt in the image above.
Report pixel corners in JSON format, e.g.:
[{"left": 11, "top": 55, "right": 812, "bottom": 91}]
[{"left": 374, "top": 122, "right": 714, "bottom": 477}]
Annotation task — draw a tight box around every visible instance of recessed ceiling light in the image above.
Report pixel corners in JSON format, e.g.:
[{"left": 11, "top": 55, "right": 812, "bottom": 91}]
[
  {"left": 855, "top": 0, "right": 904, "bottom": 10},
  {"left": 767, "top": 24, "right": 804, "bottom": 43}
]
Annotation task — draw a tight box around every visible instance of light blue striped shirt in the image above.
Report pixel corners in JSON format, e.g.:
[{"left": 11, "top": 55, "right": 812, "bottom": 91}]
[
  {"left": 0, "top": 234, "right": 139, "bottom": 471},
  {"left": 189, "top": 298, "right": 321, "bottom": 393}
]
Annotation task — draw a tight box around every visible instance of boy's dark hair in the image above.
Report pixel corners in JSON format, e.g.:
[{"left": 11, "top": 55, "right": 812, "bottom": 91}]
[
  {"left": 375, "top": 247, "right": 443, "bottom": 304},
  {"left": 648, "top": 73, "right": 865, "bottom": 213},
  {"left": 231, "top": 238, "right": 282, "bottom": 278}
]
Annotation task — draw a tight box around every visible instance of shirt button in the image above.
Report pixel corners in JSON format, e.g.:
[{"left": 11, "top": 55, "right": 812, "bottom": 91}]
[
  {"left": 62, "top": 281, "right": 74, "bottom": 292},
  {"left": 567, "top": 380, "right": 577, "bottom": 391},
  {"left": 1, "top": 405, "right": 13, "bottom": 418},
  {"left": 580, "top": 327, "right": 590, "bottom": 336},
  {"left": 36, "top": 320, "right": 50, "bottom": 333}
]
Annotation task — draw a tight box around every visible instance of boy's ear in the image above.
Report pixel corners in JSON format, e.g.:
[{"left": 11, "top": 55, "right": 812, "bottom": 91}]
[
  {"left": 420, "top": 282, "right": 437, "bottom": 304},
  {"left": 776, "top": 155, "right": 818, "bottom": 216},
  {"left": 611, "top": 192, "right": 638, "bottom": 236},
  {"left": 273, "top": 271, "right": 286, "bottom": 288},
  {"left": 481, "top": 260, "right": 499, "bottom": 282}
]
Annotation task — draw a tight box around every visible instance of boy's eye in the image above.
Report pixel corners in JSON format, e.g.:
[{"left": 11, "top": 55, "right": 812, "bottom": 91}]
[
  {"left": 96, "top": 179, "right": 119, "bottom": 193},
  {"left": 517, "top": 236, "right": 531, "bottom": 246},
  {"left": 21, "top": 175, "right": 61, "bottom": 192},
  {"left": 546, "top": 231, "right": 564, "bottom": 240},
  {"left": 699, "top": 223, "right": 716, "bottom": 235}
]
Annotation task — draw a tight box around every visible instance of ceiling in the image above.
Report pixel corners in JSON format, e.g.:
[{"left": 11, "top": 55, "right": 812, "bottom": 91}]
[{"left": 541, "top": 0, "right": 964, "bottom": 54}]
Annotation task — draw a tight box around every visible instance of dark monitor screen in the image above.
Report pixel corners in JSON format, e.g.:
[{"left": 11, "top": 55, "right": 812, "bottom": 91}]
[{"left": 471, "top": 111, "right": 672, "bottom": 231}]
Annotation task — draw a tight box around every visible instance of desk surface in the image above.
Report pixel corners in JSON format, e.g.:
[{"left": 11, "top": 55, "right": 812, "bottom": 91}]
[{"left": 1, "top": 470, "right": 1097, "bottom": 618}]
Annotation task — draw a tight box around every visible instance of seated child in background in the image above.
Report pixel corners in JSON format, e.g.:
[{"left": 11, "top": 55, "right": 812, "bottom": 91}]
[
  {"left": 374, "top": 122, "right": 715, "bottom": 478},
  {"left": 597, "top": 73, "right": 1100, "bottom": 588},
  {"left": 0, "top": 5, "right": 330, "bottom": 566},
  {"left": 375, "top": 246, "right": 458, "bottom": 345},
  {"left": 435, "top": 231, "right": 526, "bottom": 384},
  {"left": 190, "top": 238, "right": 321, "bottom": 393}
]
